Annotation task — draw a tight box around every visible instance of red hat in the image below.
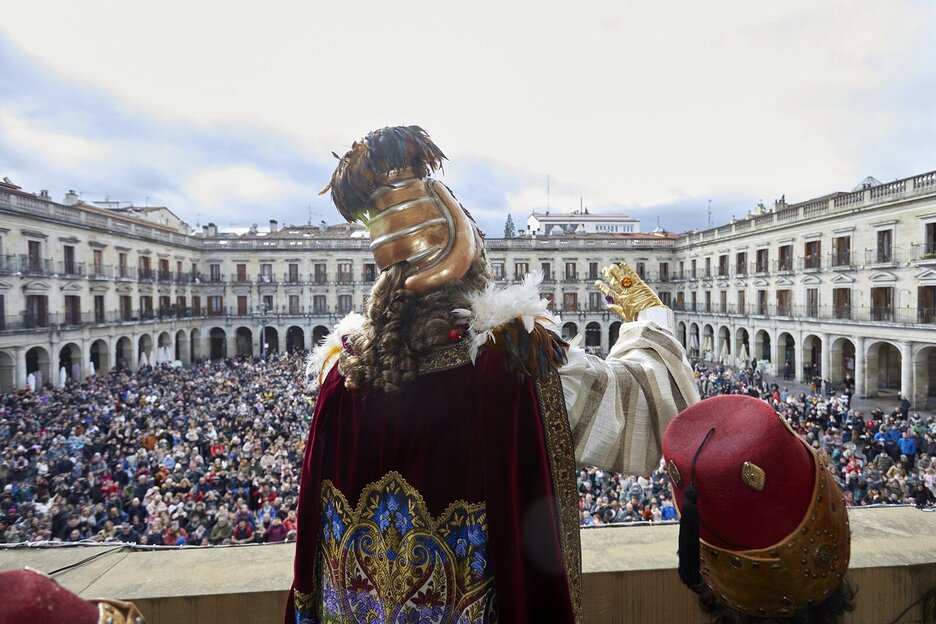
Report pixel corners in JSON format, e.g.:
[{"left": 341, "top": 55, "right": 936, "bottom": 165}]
[
  {"left": 662, "top": 395, "right": 850, "bottom": 618},
  {"left": 0, "top": 569, "right": 146, "bottom": 624}
]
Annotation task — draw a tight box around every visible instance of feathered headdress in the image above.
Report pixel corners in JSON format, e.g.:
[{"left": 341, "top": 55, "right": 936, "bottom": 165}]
[
  {"left": 321, "top": 125, "right": 447, "bottom": 223},
  {"left": 320, "top": 125, "right": 481, "bottom": 294}
]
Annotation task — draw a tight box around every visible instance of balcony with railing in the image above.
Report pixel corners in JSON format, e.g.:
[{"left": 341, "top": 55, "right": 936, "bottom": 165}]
[
  {"left": 672, "top": 303, "right": 936, "bottom": 326},
  {"left": 157, "top": 270, "right": 174, "bottom": 283},
  {"left": 17, "top": 255, "right": 55, "bottom": 276},
  {"left": 283, "top": 272, "right": 304, "bottom": 285},
  {"left": 58, "top": 260, "right": 86, "bottom": 278},
  {"left": 258, "top": 273, "right": 277, "bottom": 285},
  {"left": 137, "top": 267, "right": 156, "bottom": 281}
]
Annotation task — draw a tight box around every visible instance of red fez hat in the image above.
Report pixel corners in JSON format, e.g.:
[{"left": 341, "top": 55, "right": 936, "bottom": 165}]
[
  {"left": 0, "top": 569, "right": 146, "bottom": 624},
  {"left": 662, "top": 395, "right": 850, "bottom": 618}
]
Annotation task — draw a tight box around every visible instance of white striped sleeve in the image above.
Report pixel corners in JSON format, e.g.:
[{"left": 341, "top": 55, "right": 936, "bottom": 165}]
[{"left": 559, "top": 316, "right": 699, "bottom": 475}]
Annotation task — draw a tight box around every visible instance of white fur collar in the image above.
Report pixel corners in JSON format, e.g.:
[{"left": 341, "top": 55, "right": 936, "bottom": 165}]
[
  {"left": 305, "top": 312, "right": 365, "bottom": 386},
  {"left": 453, "top": 272, "right": 558, "bottom": 362}
]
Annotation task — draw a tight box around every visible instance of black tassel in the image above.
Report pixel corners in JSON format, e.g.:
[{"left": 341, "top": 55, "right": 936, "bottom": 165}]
[
  {"left": 678, "top": 482, "right": 702, "bottom": 588},
  {"left": 677, "top": 427, "right": 716, "bottom": 591}
]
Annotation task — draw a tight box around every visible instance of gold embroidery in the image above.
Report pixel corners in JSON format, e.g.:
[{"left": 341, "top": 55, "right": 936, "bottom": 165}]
[
  {"left": 536, "top": 367, "right": 583, "bottom": 624},
  {"left": 741, "top": 461, "right": 766, "bottom": 491},
  {"left": 418, "top": 340, "right": 474, "bottom": 375},
  {"left": 315, "top": 471, "right": 496, "bottom": 623}
]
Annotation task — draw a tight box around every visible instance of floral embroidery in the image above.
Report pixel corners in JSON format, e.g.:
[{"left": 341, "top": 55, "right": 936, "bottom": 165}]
[{"left": 296, "top": 471, "right": 497, "bottom": 623}]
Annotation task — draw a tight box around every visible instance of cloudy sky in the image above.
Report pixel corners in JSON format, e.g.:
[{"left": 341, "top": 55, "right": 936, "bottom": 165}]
[{"left": 1, "top": 1, "right": 934, "bottom": 237}]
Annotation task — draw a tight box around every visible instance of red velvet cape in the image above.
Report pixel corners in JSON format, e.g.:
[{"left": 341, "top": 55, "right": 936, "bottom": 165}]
[{"left": 286, "top": 347, "right": 579, "bottom": 623}]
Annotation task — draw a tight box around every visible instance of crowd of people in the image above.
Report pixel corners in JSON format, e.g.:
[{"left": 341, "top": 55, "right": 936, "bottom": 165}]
[
  {"left": 2, "top": 351, "right": 934, "bottom": 540},
  {"left": 578, "top": 360, "right": 936, "bottom": 526},
  {"left": 0, "top": 353, "right": 312, "bottom": 545}
]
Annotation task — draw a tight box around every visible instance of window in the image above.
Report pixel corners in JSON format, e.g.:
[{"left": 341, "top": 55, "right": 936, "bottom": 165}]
[
  {"left": 542, "top": 292, "right": 555, "bottom": 311},
  {"left": 210, "top": 264, "right": 222, "bottom": 282},
  {"left": 176, "top": 296, "right": 186, "bottom": 316},
  {"left": 635, "top": 262, "right": 645, "bottom": 280},
  {"left": 94, "top": 295, "right": 105, "bottom": 323},
  {"left": 735, "top": 252, "right": 747, "bottom": 276},
  {"left": 237, "top": 296, "right": 248, "bottom": 316},
  {"left": 876, "top": 230, "right": 893, "bottom": 263},
  {"left": 926, "top": 223, "right": 936, "bottom": 256},
  {"left": 704, "top": 291, "right": 712, "bottom": 313},
  {"left": 737, "top": 290, "right": 746, "bottom": 314},
  {"left": 314, "top": 263, "right": 327, "bottom": 284},
  {"left": 806, "top": 288, "right": 819, "bottom": 317},
  {"left": 719, "top": 291, "right": 727, "bottom": 312},
  {"left": 158, "top": 258, "right": 171, "bottom": 281},
  {"left": 337, "top": 262, "right": 353, "bottom": 284},
  {"left": 260, "top": 263, "right": 273, "bottom": 283},
  {"left": 659, "top": 292, "right": 671, "bottom": 307},
  {"left": 659, "top": 262, "right": 669, "bottom": 282},
  {"left": 755, "top": 249, "right": 768, "bottom": 273},
  {"left": 63, "top": 245, "right": 76, "bottom": 275},
  {"left": 833, "top": 289, "right": 851, "bottom": 319},
  {"left": 690, "top": 292, "right": 697, "bottom": 312},
  {"left": 208, "top": 296, "right": 224, "bottom": 317},
  {"left": 778, "top": 245, "right": 793, "bottom": 271},
  {"left": 871, "top": 287, "right": 893, "bottom": 321},
  {"left": 289, "top": 295, "right": 300, "bottom": 315},
  {"left": 919, "top": 285, "right": 936, "bottom": 323},
  {"left": 491, "top": 262, "right": 505, "bottom": 279},
  {"left": 678, "top": 261, "right": 685, "bottom": 280},
  {"left": 565, "top": 262, "right": 577, "bottom": 280},
  {"left": 176, "top": 261, "right": 183, "bottom": 280},
  {"left": 192, "top": 296, "right": 201, "bottom": 315},
  {"left": 288, "top": 263, "right": 299, "bottom": 283},
  {"left": 262, "top": 295, "right": 273, "bottom": 311},
  {"left": 691, "top": 259, "right": 697, "bottom": 279},
  {"left": 832, "top": 236, "right": 851, "bottom": 267},
  {"left": 704, "top": 257, "right": 711, "bottom": 278},
  {"left": 92, "top": 249, "right": 104, "bottom": 277},
  {"left": 541, "top": 262, "right": 552, "bottom": 281},
  {"left": 120, "top": 296, "right": 133, "bottom": 321},
  {"left": 27, "top": 240, "right": 42, "bottom": 272},
  {"left": 717, "top": 255, "right": 728, "bottom": 277},
  {"left": 589, "top": 292, "right": 602, "bottom": 311},
  {"left": 777, "top": 289, "right": 792, "bottom": 316},
  {"left": 676, "top": 291, "right": 685, "bottom": 311},
  {"left": 338, "top": 295, "right": 352, "bottom": 314},
  {"left": 236, "top": 264, "right": 248, "bottom": 282},
  {"left": 364, "top": 263, "right": 377, "bottom": 283},
  {"left": 313, "top": 295, "right": 328, "bottom": 314},
  {"left": 159, "top": 296, "right": 171, "bottom": 316},
  {"left": 514, "top": 262, "right": 529, "bottom": 280},
  {"left": 64, "top": 295, "right": 81, "bottom": 325},
  {"left": 804, "top": 241, "right": 821, "bottom": 270},
  {"left": 757, "top": 290, "right": 767, "bottom": 315},
  {"left": 140, "top": 296, "right": 154, "bottom": 319},
  {"left": 139, "top": 256, "right": 152, "bottom": 280},
  {"left": 589, "top": 262, "right": 599, "bottom": 280},
  {"left": 562, "top": 292, "right": 578, "bottom": 312}
]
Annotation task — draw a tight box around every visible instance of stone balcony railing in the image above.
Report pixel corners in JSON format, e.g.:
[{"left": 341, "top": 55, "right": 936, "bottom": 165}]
[{"left": 1, "top": 506, "right": 933, "bottom": 624}]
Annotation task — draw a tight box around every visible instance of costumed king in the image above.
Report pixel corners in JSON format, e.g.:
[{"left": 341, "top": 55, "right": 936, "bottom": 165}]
[{"left": 287, "top": 126, "right": 700, "bottom": 623}]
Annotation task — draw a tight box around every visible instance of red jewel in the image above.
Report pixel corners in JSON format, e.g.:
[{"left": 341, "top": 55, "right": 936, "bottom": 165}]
[{"left": 449, "top": 327, "right": 464, "bottom": 342}]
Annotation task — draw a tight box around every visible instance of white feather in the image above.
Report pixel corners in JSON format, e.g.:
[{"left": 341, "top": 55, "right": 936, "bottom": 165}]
[
  {"left": 305, "top": 312, "right": 365, "bottom": 387},
  {"left": 454, "top": 272, "right": 558, "bottom": 363}
]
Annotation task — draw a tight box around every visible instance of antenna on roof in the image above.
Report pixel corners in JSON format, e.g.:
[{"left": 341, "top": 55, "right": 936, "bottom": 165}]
[
  {"left": 308, "top": 204, "right": 313, "bottom": 226},
  {"left": 707, "top": 199, "right": 712, "bottom": 229},
  {"left": 546, "top": 174, "right": 550, "bottom": 213}
]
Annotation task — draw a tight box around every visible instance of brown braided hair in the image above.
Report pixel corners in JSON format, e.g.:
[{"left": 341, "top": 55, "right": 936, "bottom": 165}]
[{"left": 342, "top": 256, "right": 490, "bottom": 393}]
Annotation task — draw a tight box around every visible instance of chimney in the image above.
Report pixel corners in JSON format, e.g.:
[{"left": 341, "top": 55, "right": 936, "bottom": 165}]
[
  {"left": 64, "top": 190, "right": 79, "bottom": 206},
  {"left": 39, "top": 190, "right": 50, "bottom": 199},
  {"left": 207, "top": 223, "right": 217, "bottom": 237},
  {"left": 202, "top": 225, "right": 209, "bottom": 236},
  {"left": 269, "top": 219, "right": 278, "bottom": 233}
]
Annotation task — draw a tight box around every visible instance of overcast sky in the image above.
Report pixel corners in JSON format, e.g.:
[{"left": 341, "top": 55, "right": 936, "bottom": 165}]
[{"left": 1, "top": 1, "right": 934, "bottom": 237}]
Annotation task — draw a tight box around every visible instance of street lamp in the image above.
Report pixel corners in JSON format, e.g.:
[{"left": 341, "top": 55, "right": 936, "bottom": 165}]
[{"left": 257, "top": 302, "right": 270, "bottom": 360}]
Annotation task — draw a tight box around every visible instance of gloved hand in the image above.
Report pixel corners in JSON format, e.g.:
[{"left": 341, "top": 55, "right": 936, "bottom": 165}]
[{"left": 594, "top": 262, "right": 665, "bottom": 322}]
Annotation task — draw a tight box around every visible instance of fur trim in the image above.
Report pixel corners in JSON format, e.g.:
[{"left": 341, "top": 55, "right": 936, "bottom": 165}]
[
  {"left": 452, "top": 272, "right": 558, "bottom": 363},
  {"left": 305, "top": 312, "right": 365, "bottom": 388}
]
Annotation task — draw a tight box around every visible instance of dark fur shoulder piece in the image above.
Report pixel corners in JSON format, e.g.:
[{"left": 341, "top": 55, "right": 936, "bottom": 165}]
[
  {"left": 487, "top": 318, "right": 567, "bottom": 380},
  {"left": 321, "top": 125, "right": 447, "bottom": 222},
  {"left": 696, "top": 580, "right": 856, "bottom": 624}
]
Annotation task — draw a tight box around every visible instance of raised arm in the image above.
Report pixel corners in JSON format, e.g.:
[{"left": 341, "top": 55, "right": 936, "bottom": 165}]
[{"left": 560, "top": 263, "right": 699, "bottom": 474}]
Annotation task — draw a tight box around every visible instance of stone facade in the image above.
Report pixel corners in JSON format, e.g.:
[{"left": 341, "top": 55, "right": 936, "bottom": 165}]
[{"left": 1, "top": 171, "right": 935, "bottom": 408}]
